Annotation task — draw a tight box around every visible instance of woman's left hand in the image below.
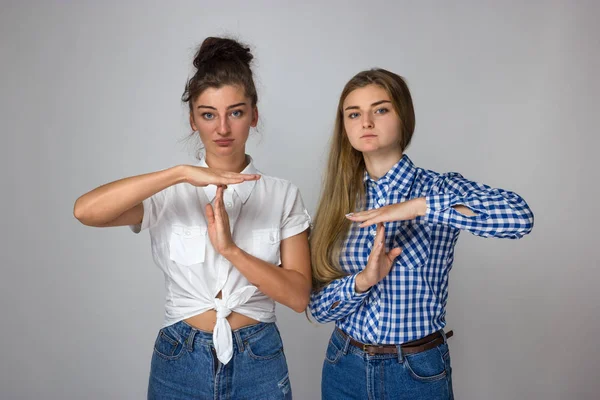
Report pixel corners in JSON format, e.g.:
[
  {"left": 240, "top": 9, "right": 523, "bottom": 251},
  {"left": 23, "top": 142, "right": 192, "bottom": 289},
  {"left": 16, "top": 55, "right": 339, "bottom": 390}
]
[
  {"left": 206, "top": 185, "right": 236, "bottom": 256},
  {"left": 346, "top": 197, "right": 427, "bottom": 228}
]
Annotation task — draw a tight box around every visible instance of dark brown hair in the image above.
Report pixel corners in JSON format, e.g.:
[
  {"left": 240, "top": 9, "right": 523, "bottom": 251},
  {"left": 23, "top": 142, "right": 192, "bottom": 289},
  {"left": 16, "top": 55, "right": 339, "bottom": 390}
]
[{"left": 182, "top": 37, "right": 258, "bottom": 110}]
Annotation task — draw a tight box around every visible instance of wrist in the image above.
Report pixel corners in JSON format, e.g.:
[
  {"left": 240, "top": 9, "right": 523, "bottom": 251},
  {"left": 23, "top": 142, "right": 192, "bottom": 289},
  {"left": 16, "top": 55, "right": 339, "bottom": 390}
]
[
  {"left": 415, "top": 197, "right": 427, "bottom": 217},
  {"left": 221, "top": 244, "right": 242, "bottom": 261},
  {"left": 170, "top": 164, "right": 191, "bottom": 185},
  {"left": 355, "top": 272, "right": 373, "bottom": 294}
]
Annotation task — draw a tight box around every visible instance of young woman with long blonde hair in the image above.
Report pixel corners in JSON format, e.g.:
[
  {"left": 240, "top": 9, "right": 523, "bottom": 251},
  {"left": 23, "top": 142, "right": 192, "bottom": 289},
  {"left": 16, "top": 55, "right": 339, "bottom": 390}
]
[{"left": 309, "top": 68, "right": 533, "bottom": 400}]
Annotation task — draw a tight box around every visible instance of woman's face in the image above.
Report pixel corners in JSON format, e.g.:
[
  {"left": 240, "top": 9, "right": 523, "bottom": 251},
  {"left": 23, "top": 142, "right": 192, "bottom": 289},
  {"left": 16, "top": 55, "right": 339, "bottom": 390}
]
[
  {"left": 190, "top": 84, "right": 258, "bottom": 160},
  {"left": 342, "top": 84, "right": 402, "bottom": 155}
]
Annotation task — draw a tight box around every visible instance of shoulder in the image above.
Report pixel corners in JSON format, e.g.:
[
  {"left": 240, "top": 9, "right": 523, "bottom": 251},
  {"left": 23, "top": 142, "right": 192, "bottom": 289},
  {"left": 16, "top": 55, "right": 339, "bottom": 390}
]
[{"left": 412, "top": 164, "right": 466, "bottom": 194}]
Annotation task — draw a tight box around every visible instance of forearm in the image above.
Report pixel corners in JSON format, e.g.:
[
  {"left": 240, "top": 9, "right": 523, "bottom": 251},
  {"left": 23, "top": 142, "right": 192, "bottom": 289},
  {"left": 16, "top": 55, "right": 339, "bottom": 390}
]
[
  {"left": 355, "top": 271, "right": 374, "bottom": 293},
  {"left": 223, "top": 246, "right": 311, "bottom": 313},
  {"left": 409, "top": 197, "right": 474, "bottom": 218},
  {"left": 74, "top": 165, "right": 188, "bottom": 226},
  {"left": 425, "top": 189, "right": 533, "bottom": 238}
]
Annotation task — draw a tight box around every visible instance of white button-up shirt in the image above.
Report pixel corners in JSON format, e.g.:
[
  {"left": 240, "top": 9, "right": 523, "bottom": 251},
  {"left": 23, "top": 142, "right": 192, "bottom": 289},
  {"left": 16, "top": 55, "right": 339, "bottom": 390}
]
[{"left": 131, "top": 157, "right": 310, "bottom": 363}]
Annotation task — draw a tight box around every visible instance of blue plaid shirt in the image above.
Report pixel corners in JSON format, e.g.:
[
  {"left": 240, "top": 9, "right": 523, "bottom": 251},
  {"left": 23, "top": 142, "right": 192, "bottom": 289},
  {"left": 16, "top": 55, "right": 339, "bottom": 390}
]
[{"left": 309, "top": 155, "right": 534, "bottom": 344}]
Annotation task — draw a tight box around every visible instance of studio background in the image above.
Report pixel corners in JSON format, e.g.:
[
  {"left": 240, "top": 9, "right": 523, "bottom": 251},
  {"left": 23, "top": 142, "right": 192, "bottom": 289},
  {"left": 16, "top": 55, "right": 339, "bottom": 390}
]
[{"left": 1, "top": 1, "right": 598, "bottom": 399}]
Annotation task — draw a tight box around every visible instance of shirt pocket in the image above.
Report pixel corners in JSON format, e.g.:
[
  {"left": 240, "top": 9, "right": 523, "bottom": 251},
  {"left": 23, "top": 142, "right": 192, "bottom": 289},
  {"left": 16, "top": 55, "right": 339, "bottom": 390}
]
[
  {"left": 252, "top": 228, "right": 281, "bottom": 265},
  {"left": 394, "top": 222, "right": 431, "bottom": 270},
  {"left": 169, "top": 224, "right": 207, "bottom": 266}
]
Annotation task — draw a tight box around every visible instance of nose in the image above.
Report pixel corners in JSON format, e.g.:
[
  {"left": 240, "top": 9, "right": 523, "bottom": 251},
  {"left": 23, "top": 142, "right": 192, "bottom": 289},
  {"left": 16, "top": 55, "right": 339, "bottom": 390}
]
[
  {"left": 217, "top": 116, "right": 231, "bottom": 135},
  {"left": 361, "top": 113, "right": 374, "bottom": 129}
]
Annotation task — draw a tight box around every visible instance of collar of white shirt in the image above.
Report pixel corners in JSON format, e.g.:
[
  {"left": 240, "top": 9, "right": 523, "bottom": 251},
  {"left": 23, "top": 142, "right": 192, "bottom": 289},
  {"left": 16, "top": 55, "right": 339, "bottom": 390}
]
[{"left": 198, "top": 155, "right": 258, "bottom": 204}]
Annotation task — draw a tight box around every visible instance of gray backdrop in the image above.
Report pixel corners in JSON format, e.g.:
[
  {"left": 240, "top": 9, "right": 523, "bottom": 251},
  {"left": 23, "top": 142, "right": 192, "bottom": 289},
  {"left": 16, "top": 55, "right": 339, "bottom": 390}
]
[{"left": 1, "top": 1, "right": 598, "bottom": 399}]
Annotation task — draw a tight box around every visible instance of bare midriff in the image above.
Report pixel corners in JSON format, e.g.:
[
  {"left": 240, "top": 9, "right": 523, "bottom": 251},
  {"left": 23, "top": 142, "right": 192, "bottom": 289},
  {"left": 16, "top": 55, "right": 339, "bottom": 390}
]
[{"left": 184, "top": 291, "right": 259, "bottom": 332}]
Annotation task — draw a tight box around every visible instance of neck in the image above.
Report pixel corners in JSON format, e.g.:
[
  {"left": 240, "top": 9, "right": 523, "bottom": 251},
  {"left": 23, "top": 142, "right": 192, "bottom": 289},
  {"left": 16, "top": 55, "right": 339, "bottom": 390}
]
[
  {"left": 363, "top": 147, "right": 403, "bottom": 180},
  {"left": 205, "top": 151, "right": 248, "bottom": 173}
]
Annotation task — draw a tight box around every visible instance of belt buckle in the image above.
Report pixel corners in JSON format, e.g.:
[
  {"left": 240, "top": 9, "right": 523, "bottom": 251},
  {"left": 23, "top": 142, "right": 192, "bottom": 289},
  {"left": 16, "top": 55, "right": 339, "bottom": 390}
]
[{"left": 363, "top": 344, "right": 376, "bottom": 355}]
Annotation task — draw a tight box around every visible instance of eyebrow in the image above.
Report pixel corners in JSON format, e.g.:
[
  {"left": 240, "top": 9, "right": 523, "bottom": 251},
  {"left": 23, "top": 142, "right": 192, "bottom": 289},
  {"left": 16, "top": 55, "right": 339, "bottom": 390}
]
[
  {"left": 344, "top": 100, "right": 391, "bottom": 111},
  {"left": 197, "top": 102, "right": 247, "bottom": 110}
]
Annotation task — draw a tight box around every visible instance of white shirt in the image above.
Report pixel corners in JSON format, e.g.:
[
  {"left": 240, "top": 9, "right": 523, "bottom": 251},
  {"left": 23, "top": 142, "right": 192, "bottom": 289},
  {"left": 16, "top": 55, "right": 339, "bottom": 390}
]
[{"left": 131, "top": 157, "right": 310, "bottom": 363}]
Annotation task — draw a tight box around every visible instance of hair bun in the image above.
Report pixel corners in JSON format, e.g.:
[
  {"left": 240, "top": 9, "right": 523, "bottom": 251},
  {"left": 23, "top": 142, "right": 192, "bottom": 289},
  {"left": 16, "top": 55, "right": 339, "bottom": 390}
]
[
  {"left": 193, "top": 37, "right": 253, "bottom": 70},
  {"left": 182, "top": 36, "right": 258, "bottom": 109}
]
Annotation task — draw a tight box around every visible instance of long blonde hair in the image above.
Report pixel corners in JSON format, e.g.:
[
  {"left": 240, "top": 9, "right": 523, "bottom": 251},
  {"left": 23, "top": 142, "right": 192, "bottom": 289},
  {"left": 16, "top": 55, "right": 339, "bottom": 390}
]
[{"left": 310, "top": 68, "right": 416, "bottom": 291}]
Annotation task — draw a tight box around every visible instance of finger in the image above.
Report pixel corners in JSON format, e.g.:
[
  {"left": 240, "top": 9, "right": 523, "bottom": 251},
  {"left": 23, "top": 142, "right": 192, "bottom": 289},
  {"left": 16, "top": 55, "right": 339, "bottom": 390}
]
[
  {"left": 214, "top": 186, "right": 224, "bottom": 215},
  {"left": 213, "top": 177, "right": 244, "bottom": 185},
  {"left": 205, "top": 204, "right": 215, "bottom": 225},
  {"left": 346, "top": 209, "right": 379, "bottom": 219},
  {"left": 217, "top": 186, "right": 226, "bottom": 207},
  {"left": 215, "top": 186, "right": 230, "bottom": 225},
  {"left": 387, "top": 247, "right": 402, "bottom": 263},
  {"left": 223, "top": 172, "right": 261, "bottom": 181},
  {"left": 376, "top": 223, "right": 386, "bottom": 251},
  {"left": 347, "top": 212, "right": 381, "bottom": 222},
  {"left": 366, "top": 238, "right": 383, "bottom": 268},
  {"left": 358, "top": 214, "right": 390, "bottom": 228},
  {"left": 241, "top": 174, "right": 261, "bottom": 181}
]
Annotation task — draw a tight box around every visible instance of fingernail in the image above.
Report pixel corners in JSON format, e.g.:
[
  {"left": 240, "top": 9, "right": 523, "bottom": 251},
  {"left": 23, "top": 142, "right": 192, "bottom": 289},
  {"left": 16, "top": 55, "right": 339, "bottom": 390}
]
[{"left": 345, "top": 213, "right": 353, "bottom": 217}]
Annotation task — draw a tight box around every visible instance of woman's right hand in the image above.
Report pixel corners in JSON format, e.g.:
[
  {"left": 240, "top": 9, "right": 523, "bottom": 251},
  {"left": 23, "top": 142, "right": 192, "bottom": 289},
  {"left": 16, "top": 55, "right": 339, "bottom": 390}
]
[
  {"left": 183, "top": 165, "right": 261, "bottom": 187},
  {"left": 355, "top": 223, "right": 402, "bottom": 293}
]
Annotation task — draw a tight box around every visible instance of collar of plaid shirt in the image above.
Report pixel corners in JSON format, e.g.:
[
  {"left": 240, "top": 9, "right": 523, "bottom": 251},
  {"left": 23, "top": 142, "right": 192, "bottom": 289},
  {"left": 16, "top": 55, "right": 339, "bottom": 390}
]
[{"left": 363, "top": 154, "right": 416, "bottom": 196}]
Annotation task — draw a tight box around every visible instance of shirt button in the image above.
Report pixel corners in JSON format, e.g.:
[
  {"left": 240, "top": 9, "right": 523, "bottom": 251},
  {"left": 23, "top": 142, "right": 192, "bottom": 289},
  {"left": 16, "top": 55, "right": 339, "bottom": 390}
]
[
  {"left": 185, "top": 230, "right": 191, "bottom": 236},
  {"left": 226, "top": 202, "right": 233, "bottom": 208}
]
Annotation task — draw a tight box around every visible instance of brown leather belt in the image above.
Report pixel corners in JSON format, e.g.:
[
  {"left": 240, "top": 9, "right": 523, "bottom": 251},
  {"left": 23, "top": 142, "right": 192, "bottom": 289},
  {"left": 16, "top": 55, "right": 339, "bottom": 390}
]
[{"left": 336, "top": 328, "right": 453, "bottom": 355}]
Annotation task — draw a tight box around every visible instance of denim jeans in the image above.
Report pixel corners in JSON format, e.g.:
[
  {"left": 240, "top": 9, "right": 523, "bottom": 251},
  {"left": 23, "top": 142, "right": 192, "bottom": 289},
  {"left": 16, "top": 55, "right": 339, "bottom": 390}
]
[
  {"left": 322, "top": 328, "right": 453, "bottom": 400},
  {"left": 148, "top": 320, "right": 292, "bottom": 399}
]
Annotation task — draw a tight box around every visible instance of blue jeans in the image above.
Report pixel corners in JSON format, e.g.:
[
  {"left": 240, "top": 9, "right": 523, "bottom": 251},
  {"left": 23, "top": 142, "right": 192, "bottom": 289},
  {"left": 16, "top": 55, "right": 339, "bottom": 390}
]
[
  {"left": 322, "top": 328, "right": 453, "bottom": 400},
  {"left": 148, "top": 320, "right": 292, "bottom": 400}
]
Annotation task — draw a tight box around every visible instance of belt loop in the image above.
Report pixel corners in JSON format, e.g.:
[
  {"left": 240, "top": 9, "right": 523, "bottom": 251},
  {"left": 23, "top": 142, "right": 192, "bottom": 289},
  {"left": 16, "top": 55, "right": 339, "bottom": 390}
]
[
  {"left": 185, "top": 327, "right": 197, "bottom": 352},
  {"left": 396, "top": 345, "right": 404, "bottom": 363},
  {"left": 440, "top": 329, "right": 447, "bottom": 344},
  {"left": 341, "top": 330, "right": 351, "bottom": 355},
  {"left": 234, "top": 330, "right": 244, "bottom": 353}
]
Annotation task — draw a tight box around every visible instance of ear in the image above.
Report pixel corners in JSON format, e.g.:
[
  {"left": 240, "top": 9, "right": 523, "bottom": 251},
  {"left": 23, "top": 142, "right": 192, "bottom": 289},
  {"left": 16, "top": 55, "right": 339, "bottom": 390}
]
[
  {"left": 250, "top": 107, "right": 259, "bottom": 128},
  {"left": 189, "top": 112, "right": 198, "bottom": 132}
]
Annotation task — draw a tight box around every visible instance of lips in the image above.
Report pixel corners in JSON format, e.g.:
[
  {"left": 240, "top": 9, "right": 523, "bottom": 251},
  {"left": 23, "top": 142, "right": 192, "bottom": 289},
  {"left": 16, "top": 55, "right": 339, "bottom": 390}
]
[{"left": 214, "top": 139, "right": 234, "bottom": 146}]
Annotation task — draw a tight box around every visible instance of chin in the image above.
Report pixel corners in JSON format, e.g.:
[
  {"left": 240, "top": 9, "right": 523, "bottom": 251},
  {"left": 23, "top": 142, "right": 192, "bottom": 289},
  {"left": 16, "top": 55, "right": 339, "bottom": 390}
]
[
  {"left": 353, "top": 144, "right": 380, "bottom": 154},
  {"left": 213, "top": 146, "right": 243, "bottom": 157}
]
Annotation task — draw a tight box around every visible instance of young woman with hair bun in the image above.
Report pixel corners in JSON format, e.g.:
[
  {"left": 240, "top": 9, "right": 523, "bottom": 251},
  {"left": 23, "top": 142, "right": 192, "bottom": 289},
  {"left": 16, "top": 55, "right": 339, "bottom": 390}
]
[{"left": 74, "top": 37, "right": 310, "bottom": 399}]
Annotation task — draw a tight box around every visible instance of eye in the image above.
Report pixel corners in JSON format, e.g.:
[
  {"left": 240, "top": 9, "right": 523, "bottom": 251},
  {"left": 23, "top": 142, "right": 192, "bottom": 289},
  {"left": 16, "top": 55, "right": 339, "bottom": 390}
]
[
  {"left": 348, "top": 112, "right": 360, "bottom": 119},
  {"left": 230, "top": 109, "right": 244, "bottom": 118},
  {"left": 375, "top": 107, "right": 389, "bottom": 115},
  {"left": 202, "top": 112, "right": 215, "bottom": 120}
]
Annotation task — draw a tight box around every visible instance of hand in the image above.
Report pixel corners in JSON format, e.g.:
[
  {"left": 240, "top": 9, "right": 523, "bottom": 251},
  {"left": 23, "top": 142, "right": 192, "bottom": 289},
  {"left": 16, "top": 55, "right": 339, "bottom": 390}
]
[
  {"left": 184, "top": 165, "right": 261, "bottom": 187},
  {"left": 355, "top": 223, "right": 402, "bottom": 293},
  {"left": 205, "top": 186, "right": 236, "bottom": 256},
  {"left": 346, "top": 197, "right": 427, "bottom": 228}
]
